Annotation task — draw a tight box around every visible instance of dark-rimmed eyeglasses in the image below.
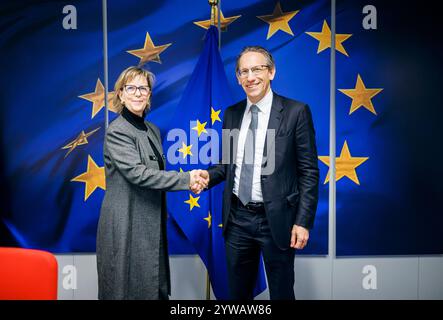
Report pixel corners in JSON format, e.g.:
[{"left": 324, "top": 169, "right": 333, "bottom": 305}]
[
  {"left": 237, "top": 65, "right": 269, "bottom": 78},
  {"left": 123, "top": 85, "right": 150, "bottom": 96}
]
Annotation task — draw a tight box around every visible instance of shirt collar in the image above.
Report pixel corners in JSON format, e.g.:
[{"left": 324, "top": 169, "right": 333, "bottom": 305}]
[{"left": 246, "top": 88, "right": 273, "bottom": 115}]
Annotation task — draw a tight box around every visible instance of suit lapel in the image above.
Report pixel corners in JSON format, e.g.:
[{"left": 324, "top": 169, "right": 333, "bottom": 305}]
[
  {"left": 262, "top": 93, "right": 284, "bottom": 166},
  {"left": 145, "top": 122, "right": 166, "bottom": 166},
  {"left": 228, "top": 101, "right": 246, "bottom": 171}
]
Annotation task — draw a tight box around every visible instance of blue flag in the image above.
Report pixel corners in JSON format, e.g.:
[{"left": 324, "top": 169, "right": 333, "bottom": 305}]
[{"left": 163, "top": 26, "right": 267, "bottom": 299}]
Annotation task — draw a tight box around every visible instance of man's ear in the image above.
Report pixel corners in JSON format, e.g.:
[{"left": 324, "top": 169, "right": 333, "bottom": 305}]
[
  {"left": 269, "top": 67, "right": 276, "bottom": 81},
  {"left": 236, "top": 74, "right": 242, "bottom": 85}
]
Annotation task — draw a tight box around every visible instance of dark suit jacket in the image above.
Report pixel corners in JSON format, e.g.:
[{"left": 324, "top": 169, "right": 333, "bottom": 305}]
[{"left": 208, "top": 92, "right": 319, "bottom": 250}]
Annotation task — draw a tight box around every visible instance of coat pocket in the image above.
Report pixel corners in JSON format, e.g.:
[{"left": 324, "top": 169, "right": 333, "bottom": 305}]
[{"left": 286, "top": 191, "right": 300, "bottom": 207}]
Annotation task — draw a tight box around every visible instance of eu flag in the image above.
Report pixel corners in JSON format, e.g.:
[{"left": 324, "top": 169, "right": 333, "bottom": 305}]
[{"left": 163, "top": 26, "right": 267, "bottom": 299}]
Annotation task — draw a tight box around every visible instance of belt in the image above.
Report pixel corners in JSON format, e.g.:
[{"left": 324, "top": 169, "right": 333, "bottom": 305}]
[{"left": 232, "top": 194, "right": 265, "bottom": 212}]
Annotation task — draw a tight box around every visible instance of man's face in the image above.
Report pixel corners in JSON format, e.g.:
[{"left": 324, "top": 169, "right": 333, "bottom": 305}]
[{"left": 237, "top": 51, "right": 275, "bottom": 104}]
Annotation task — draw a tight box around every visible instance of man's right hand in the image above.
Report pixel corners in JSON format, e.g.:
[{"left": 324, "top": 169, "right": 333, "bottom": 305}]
[{"left": 189, "top": 170, "right": 210, "bottom": 194}]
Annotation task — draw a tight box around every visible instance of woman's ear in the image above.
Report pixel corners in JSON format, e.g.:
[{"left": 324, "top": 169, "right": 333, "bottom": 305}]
[{"left": 118, "top": 89, "right": 124, "bottom": 104}]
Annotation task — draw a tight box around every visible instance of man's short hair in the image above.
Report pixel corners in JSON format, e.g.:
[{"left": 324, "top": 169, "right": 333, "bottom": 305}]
[{"left": 235, "top": 46, "right": 275, "bottom": 73}]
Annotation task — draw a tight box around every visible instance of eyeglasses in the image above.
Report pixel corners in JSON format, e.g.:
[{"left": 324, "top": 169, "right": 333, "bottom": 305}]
[
  {"left": 237, "top": 65, "right": 269, "bottom": 78},
  {"left": 123, "top": 85, "right": 150, "bottom": 96}
]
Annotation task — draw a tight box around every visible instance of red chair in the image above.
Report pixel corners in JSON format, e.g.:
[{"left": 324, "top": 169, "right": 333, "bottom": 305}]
[{"left": 0, "top": 247, "right": 58, "bottom": 300}]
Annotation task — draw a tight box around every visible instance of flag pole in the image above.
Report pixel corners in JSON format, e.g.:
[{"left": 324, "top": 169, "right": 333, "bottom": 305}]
[
  {"left": 217, "top": 0, "right": 221, "bottom": 49},
  {"left": 329, "top": 0, "right": 337, "bottom": 299},
  {"left": 206, "top": 271, "right": 211, "bottom": 300},
  {"left": 102, "top": 0, "right": 109, "bottom": 129},
  {"left": 203, "top": 0, "right": 221, "bottom": 300}
]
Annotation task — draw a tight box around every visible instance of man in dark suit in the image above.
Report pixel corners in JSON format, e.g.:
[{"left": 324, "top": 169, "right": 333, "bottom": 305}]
[{"left": 194, "top": 46, "right": 319, "bottom": 300}]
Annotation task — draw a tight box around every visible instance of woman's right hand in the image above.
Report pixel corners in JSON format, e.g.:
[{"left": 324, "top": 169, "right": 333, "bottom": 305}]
[{"left": 189, "top": 170, "right": 209, "bottom": 194}]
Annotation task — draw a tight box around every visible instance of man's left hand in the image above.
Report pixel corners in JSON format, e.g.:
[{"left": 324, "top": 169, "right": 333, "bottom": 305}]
[{"left": 290, "top": 225, "right": 309, "bottom": 250}]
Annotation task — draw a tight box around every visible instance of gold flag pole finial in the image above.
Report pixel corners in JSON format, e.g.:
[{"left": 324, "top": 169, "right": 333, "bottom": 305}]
[{"left": 209, "top": 0, "right": 218, "bottom": 26}]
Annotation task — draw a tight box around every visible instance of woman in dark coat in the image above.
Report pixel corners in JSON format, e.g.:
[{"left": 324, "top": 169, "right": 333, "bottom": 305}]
[{"left": 96, "top": 66, "right": 204, "bottom": 300}]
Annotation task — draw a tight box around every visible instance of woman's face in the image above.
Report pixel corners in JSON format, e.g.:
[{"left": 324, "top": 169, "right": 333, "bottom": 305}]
[{"left": 119, "top": 75, "right": 150, "bottom": 117}]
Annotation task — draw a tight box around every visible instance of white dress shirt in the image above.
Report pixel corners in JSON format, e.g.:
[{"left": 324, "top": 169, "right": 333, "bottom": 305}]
[{"left": 233, "top": 89, "right": 273, "bottom": 202}]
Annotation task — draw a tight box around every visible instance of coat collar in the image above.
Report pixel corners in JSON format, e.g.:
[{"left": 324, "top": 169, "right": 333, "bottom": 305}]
[
  {"left": 119, "top": 114, "right": 165, "bottom": 165},
  {"left": 145, "top": 122, "right": 165, "bottom": 164}
]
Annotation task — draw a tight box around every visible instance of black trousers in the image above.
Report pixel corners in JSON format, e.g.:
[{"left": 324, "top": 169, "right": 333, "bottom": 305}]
[{"left": 225, "top": 195, "right": 296, "bottom": 300}]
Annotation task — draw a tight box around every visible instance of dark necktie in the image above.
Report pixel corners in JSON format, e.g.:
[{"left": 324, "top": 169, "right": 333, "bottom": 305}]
[{"left": 238, "top": 105, "right": 259, "bottom": 206}]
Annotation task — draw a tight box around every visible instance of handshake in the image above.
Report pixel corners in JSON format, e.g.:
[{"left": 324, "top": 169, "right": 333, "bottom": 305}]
[{"left": 189, "top": 170, "right": 210, "bottom": 194}]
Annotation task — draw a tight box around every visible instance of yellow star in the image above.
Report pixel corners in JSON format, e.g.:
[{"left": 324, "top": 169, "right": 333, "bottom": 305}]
[
  {"left": 211, "top": 107, "right": 221, "bottom": 125},
  {"left": 79, "top": 79, "right": 116, "bottom": 119},
  {"left": 62, "top": 127, "right": 100, "bottom": 158},
  {"left": 306, "top": 20, "right": 352, "bottom": 57},
  {"left": 318, "top": 141, "right": 369, "bottom": 185},
  {"left": 192, "top": 119, "right": 208, "bottom": 137},
  {"left": 184, "top": 194, "right": 200, "bottom": 211},
  {"left": 338, "top": 74, "right": 383, "bottom": 115},
  {"left": 71, "top": 155, "right": 106, "bottom": 201},
  {"left": 194, "top": 9, "right": 241, "bottom": 31},
  {"left": 178, "top": 142, "right": 193, "bottom": 159},
  {"left": 204, "top": 211, "right": 212, "bottom": 228},
  {"left": 218, "top": 224, "right": 223, "bottom": 228},
  {"left": 127, "top": 32, "right": 172, "bottom": 65},
  {"left": 179, "top": 168, "right": 184, "bottom": 173},
  {"left": 257, "top": 2, "right": 299, "bottom": 40}
]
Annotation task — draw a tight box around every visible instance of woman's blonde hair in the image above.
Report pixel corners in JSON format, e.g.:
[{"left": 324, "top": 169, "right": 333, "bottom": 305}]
[{"left": 113, "top": 66, "right": 155, "bottom": 114}]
